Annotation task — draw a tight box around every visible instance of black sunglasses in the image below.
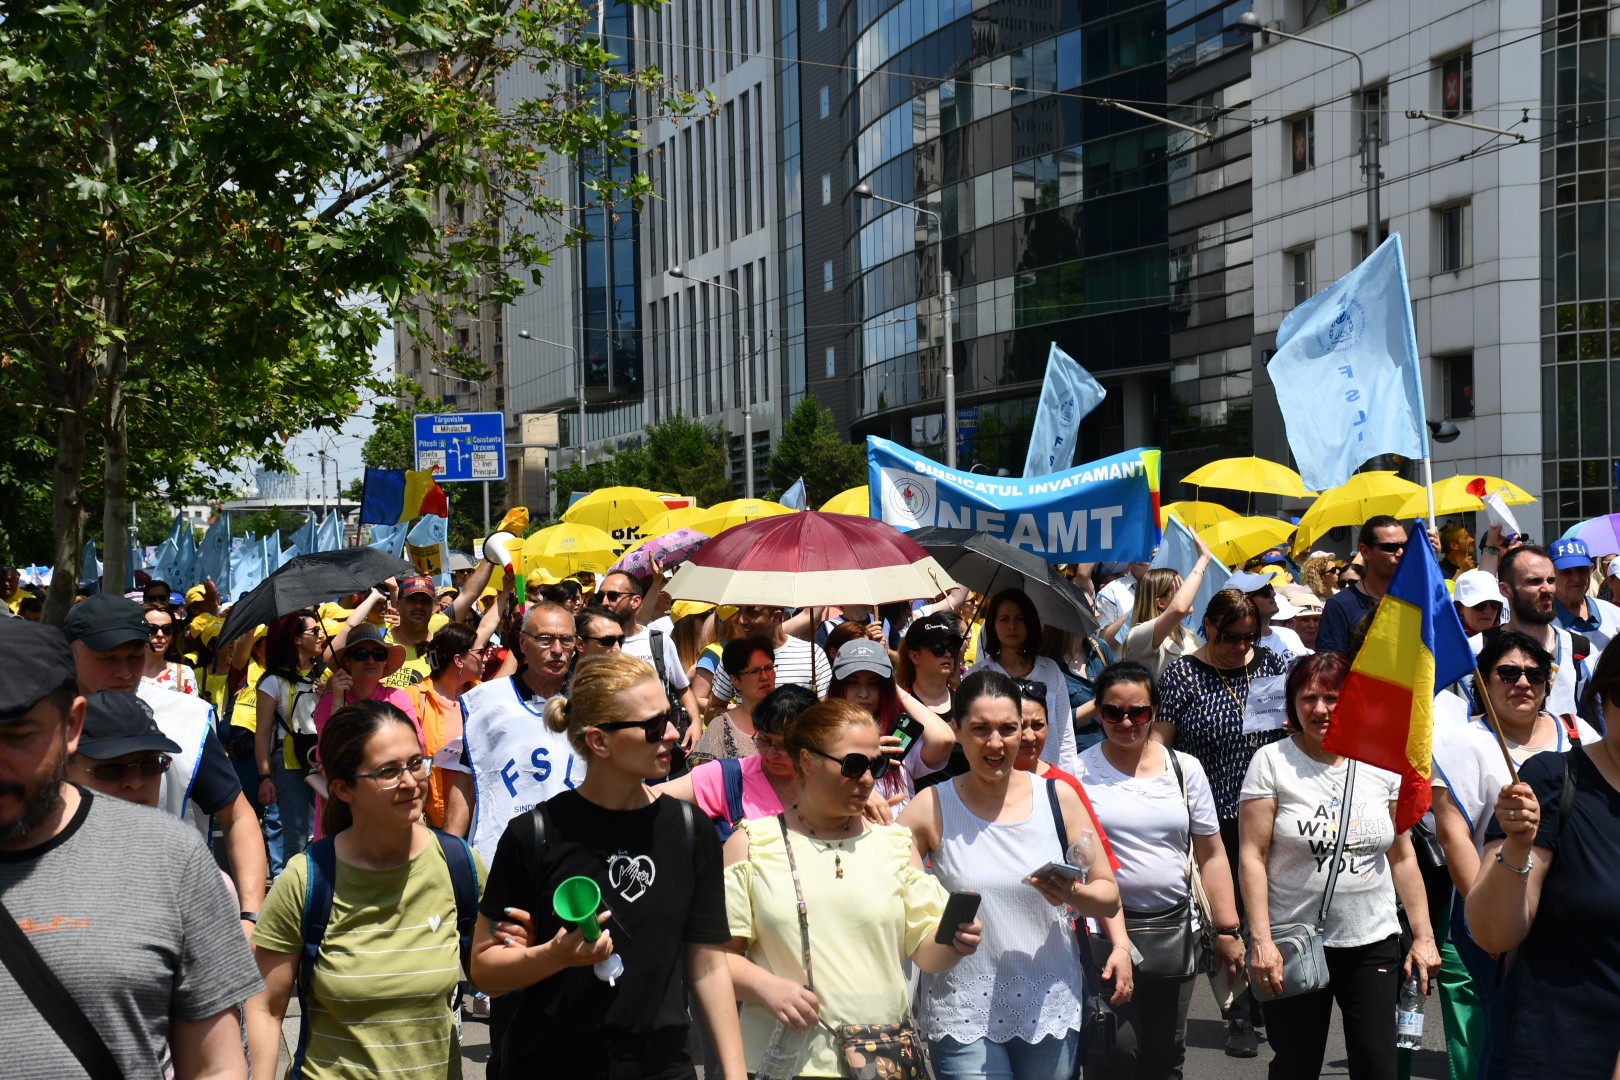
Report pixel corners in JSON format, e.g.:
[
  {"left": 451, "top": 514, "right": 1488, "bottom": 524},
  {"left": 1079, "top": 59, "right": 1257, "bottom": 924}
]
[
  {"left": 583, "top": 633, "right": 625, "bottom": 648},
  {"left": 1214, "top": 631, "right": 1259, "bottom": 647},
  {"left": 1371, "top": 541, "right": 1406, "bottom": 554},
  {"left": 348, "top": 646, "right": 389, "bottom": 663},
  {"left": 598, "top": 590, "right": 636, "bottom": 603},
  {"left": 1099, "top": 703, "right": 1154, "bottom": 724},
  {"left": 1494, "top": 664, "right": 1548, "bottom": 687},
  {"left": 80, "top": 755, "right": 171, "bottom": 782},
  {"left": 917, "top": 637, "right": 964, "bottom": 657},
  {"left": 806, "top": 746, "right": 893, "bottom": 780},
  {"left": 596, "top": 715, "right": 674, "bottom": 743}
]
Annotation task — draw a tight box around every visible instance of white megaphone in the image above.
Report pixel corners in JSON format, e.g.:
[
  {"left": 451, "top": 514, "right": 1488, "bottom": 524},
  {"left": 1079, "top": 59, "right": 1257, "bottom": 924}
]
[{"left": 483, "top": 531, "right": 519, "bottom": 574}]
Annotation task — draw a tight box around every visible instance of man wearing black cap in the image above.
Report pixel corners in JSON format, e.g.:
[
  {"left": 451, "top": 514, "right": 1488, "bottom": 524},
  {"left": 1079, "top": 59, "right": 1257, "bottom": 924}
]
[
  {"left": 0, "top": 620, "right": 261, "bottom": 1077},
  {"left": 64, "top": 594, "right": 266, "bottom": 930},
  {"left": 70, "top": 692, "right": 184, "bottom": 809}
]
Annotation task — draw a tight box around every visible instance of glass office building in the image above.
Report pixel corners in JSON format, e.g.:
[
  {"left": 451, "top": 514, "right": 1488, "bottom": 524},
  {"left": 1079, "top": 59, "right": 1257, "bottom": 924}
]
[{"left": 842, "top": 0, "right": 1171, "bottom": 471}]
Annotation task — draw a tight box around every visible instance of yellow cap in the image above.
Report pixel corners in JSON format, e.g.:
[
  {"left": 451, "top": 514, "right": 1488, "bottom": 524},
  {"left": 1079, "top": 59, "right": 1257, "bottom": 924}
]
[
  {"left": 718, "top": 605, "right": 739, "bottom": 623},
  {"left": 526, "top": 568, "right": 559, "bottom": 589},
  {"left": 184, "top": 584, "right": 207, "bottom": 604},
  {"left": 671, "top": 601, "right": 715, "bottom": 621},
  {"left": 190, "top": 611, "right": 224, "bottom": 645}
]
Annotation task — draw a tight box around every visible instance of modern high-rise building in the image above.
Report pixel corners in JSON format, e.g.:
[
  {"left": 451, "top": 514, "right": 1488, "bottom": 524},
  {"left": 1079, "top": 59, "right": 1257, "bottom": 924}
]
[{"left": 1247, "top": 0, "right": 1546, "bottom": 538}]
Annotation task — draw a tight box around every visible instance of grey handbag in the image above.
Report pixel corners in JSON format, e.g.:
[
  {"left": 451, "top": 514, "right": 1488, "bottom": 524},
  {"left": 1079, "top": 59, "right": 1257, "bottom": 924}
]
[{"left": 1253, "top": 760, "right": 1357, "bottom": 1000}]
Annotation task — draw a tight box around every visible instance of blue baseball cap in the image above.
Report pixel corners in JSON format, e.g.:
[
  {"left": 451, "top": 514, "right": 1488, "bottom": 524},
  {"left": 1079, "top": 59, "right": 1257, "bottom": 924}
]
[{"left": 1550, "top": 538, "right": 1592, "bottom": 571}]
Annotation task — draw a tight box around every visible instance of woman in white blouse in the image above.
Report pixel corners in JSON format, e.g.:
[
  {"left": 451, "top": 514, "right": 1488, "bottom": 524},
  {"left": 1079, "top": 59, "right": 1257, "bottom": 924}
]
[{"left": 967, "top": 588, "right": 1078, "bottom": 773}]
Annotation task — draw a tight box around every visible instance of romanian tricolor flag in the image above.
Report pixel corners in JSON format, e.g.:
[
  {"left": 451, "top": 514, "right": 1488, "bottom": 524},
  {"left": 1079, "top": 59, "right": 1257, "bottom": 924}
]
[
  {"left": 1324, "top": 521, "right": 1474, "bottom": 831},
  {"left": 358, "top": 467, "right": 450, "bottom": 525}
]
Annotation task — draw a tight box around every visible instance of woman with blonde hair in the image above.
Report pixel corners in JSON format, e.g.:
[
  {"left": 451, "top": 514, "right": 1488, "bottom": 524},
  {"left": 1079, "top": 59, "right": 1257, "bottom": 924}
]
[
  {"left": 1121, "top": 535, "right": 1212, "bottom": 681},
  {"left": 721, "top": 697, "right": 982, "bottom": 1078},
  {"left": 1299, "top": 555, "right": 1340, "bottom": 600},
  {"left": 469, "top": 653, "right": 747, "bottom": 1079}
]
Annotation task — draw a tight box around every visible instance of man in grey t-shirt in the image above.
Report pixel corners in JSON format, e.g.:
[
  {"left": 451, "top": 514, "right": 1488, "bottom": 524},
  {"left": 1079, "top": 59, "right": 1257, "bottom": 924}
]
[{"left": 0, "top": 620, "right": 262, "bottom": 1079}]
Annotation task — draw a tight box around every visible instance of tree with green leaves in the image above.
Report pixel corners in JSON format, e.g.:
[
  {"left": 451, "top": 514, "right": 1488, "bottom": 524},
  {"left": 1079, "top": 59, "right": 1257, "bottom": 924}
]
[
  {"left": 0, "top": 0, "right": 699, "bottom": 621},
  {"left": 767, "top": 398, "right": 867, "bottom": 509},
  {"left": 550, "top": 414, "right": 733, "bottom": 512}
]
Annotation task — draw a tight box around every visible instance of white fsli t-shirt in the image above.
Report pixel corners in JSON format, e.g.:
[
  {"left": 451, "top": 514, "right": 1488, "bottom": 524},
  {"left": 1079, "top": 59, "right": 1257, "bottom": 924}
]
[{"left": 1240, "top": 738, "right": 1402, "bottom": 948}]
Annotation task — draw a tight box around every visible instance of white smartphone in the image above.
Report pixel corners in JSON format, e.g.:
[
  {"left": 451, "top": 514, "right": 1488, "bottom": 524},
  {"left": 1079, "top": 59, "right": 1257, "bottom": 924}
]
[{"left": 1031, "top": 861, "right": 1085, "bottom": 883}]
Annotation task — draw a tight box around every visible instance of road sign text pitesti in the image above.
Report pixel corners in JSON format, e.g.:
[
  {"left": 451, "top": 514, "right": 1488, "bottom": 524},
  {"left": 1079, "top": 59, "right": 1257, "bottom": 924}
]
[{"left": 413, "top": 412, "right": 507, "bottom": 482}]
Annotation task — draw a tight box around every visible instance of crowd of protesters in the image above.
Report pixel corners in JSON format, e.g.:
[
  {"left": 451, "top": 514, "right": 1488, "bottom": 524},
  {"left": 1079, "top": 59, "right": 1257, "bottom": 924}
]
[{"left": 2, "top": 507, "right": 1618, "bottom": 1080}]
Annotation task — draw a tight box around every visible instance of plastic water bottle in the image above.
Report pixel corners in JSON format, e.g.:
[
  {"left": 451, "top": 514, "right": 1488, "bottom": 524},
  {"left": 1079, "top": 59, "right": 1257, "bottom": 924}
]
[
  {"left": 1395, "top": 972, "right": 1425, "bottom": 1049},
  {"left": 755, "top": 1020, "right": 813, "bottom": 1080},
  {"left": 1068, "top": 831, "right": 1096, "bottom": 884}
]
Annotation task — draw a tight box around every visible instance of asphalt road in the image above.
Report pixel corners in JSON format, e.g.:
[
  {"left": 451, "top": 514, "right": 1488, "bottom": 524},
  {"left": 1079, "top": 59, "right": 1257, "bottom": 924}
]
[{"left": 280, "top": 975, "right": 1451, "bottom": 1079}]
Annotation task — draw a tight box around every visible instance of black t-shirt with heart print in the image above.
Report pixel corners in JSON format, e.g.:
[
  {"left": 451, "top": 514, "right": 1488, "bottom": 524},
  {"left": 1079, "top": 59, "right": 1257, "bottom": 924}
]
[{"left": 479, "top": 789, "right": 729, "bottom": 1068}]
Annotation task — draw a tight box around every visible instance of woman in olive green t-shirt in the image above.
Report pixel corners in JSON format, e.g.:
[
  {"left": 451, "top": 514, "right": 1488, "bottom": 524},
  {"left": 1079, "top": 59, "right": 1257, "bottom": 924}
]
[{"left": 246, "top": 700, "right": 486, "bottom": 1079}]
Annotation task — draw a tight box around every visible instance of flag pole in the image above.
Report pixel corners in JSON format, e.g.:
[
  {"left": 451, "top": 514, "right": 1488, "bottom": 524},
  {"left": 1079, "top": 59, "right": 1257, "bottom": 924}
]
[
  {"left": 1471, "top": 665, "right": 1521, "bottom": 784},
  {"left": 1421, "top": 455, "right": 1437, "bottom": 531}
]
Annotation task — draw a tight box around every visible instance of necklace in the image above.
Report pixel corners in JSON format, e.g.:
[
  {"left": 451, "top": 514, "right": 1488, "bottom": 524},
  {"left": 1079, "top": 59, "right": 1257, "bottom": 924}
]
[
  {"left": 793, "top": 804, "right": 855, "bottom": 879},
  {"left": 1209, "top": 657, "right": 1250, "bottom": 712}
]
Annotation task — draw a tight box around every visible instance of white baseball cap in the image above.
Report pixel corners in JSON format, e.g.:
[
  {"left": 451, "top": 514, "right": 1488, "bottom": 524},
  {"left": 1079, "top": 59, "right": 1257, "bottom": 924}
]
[
  {"left": 1453, "top": 569, "right": 1503, "bottom": 609},
  {"left": 1608, "top": 556, "right": 1620, "bottom": 580}
]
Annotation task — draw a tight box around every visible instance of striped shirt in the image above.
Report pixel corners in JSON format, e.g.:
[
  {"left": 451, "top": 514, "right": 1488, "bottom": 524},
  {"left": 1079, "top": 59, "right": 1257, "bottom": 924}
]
[
  {"left": 710, "top": 634, "right": 831, "bottom": 703},
  {"left": 254, "top": 835, "right": 486, "bottom": 1078}
]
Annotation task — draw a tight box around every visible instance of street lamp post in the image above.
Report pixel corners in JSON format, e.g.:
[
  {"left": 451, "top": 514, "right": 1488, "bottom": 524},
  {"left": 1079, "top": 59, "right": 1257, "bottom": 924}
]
[
  {"left": 853, "top": 181, "right": 956, "bottom": 468},
  {"left": 430, "top": 366, "right": 493, "bottom": 533},
  {"left": 1236, "top": 11, "right": 1380, "bottom": 254},
  {"left": 516, "top": 329, "right": 586, "bottom": 474},
  {"left": 668, "top": 266, "right": 754, "bottom": 498}
]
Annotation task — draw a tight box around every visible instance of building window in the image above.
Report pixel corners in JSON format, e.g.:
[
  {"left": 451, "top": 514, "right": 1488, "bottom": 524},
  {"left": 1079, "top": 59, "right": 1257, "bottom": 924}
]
[
  {"left": 1359, "top": 85, "right": 1386, "bottom": 149},
  {"left": 1287, "top": 247, "right": 1314, "bottom": 306},
  {"left": 1437, "top": 202, "right": 1471, "bottom": 272},
  {"left": 817, "top": 0, "right": 826, "bottom": 30},
  {"left": 1439, "top": 353, "right": 1474, "bottom": 419},
  {"left": 1290, "top": 113, "right": 1314, "bottom": 175},
  {"left": 821, "top": 174, "right": 831, "bottom": 206},
  {"left": 1353, "top": 223, "right": 1390, "bottom": 262},
  {"left": 1441, "top": 52, "right": 1472, "bottom": 118},
  {"left": 823, "top": 260, "right": 834, "bottom": 292},
  {"left": 825, "top": 346, "right": 836, "bottom": 377},
  {"left": 819, "top": 86, "right": 829, "bottom": 119}
]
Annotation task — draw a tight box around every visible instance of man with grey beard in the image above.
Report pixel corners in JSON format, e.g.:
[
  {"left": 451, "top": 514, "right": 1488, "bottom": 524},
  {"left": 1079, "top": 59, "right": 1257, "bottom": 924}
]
[{"left": 0, "top": 619, "right": 261, "bottom": 1078}]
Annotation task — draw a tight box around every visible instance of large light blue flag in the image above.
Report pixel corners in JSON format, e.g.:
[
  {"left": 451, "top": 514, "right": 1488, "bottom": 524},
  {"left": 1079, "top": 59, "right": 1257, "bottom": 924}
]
[
  {"left": 199, "top": 514, "right": 231, "bottom": 595},
  {"left": 147, "top": 539, "right": 180, "bottom": 586},
  {"left": 1150, "top": 514, "right": 1232, "bottom": 632},
  {"left": 1023, "top": 343, "right": 1107, "bottom": 478},
  {"left": 315, "top": 513, "right": 342, "bottom": 553},
  {"left": 231, "top": 535, "right": 268, "bottom": 597},
  {"left": 289, "top": 515, "right": 316, "bottom": 557},
  {"left": 368, "top": 521, "right": 407, "bottom": 558},
  {"left": 1269, "top": 233, "right": 1428, "bottom": 491},
  {"left": 780, "top": 477, "right": 808, "bottom": 511},
  {"left": 406, "top": 515, "right": 452, "bottom": 586},
  {"left": 174, "top": 526, "right": 200, "bottom": 591},
  {"left": 125, "top": 534, "right": 144, "bottom": 593}
]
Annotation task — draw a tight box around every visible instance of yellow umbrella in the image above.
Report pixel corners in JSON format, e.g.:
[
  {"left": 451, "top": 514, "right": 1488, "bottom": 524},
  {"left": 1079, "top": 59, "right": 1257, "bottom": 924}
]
[
  {"left": 702, "top": 498, "right": 795, "bottom": 533},
  {"left": 561, "top": 486, "right": 672, "bottom": 538},
  {"left": 1293, "top": 472, "right": 1425, "bottom": 554},
  {"left": 1198, "top": 516, "right": 1297, "bottom": 568},
  {"left": 1161, "top": 500, "right": 1238, "bottom": 532},
  {"left": 1183, "top": 457, "right": 1316, "bottom": 500},
  {"left": 521, "top": 522, "right": 623, "bottom": 576},
  {"left": 1396, "top": 474, "right": 1537, "bottom": 519},
  {"left": 820, "top": 485, "right": 870, "bottom": 516},
  {"left": 642, "top": 505, "right": 717, "bottom": 537}
]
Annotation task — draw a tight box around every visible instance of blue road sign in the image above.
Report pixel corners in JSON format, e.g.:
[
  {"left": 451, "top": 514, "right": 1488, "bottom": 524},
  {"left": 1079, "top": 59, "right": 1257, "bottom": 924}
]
[{"left": 413, "top": 412, "right": 506, "bottom": 482}]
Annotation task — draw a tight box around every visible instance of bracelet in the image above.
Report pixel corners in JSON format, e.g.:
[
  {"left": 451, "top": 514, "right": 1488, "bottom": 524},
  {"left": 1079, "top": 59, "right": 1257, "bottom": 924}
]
[
  {"left": 257, "top": 774, "right": 272, "bottom": 783},
  {"left": 1216, "top": 925, "right": 1243, "bottom": 939},
  {"left": 1481, "top": 545, "right": 1500, "bottom": 553},
  {"left": 239, "top": 911, "right": 259, "bottom": 924},
  {"left": 1494, "top": 849, "right": 1533, "bottom": 879},
  {"left": 1111, "top": 943, "right": 1130, "bottom": 953}
]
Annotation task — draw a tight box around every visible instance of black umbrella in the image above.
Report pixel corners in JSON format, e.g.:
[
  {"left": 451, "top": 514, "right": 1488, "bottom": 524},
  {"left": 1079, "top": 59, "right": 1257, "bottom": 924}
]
[
  {"left": 216, "top": 548, "right": 417, "bottom": 645},
  {"left": 904, "top": 528, "right": 1100, "bottom": 638}
]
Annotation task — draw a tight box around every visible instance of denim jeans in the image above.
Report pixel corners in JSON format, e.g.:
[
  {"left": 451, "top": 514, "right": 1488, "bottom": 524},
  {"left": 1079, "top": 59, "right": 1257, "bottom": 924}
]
[
  {"left": 931, "top": 1031, "right": 1079, "bottom": 1080},
  {"left": 272, "top": 751, "right": 313, "bottom": 866},
  {"left": 223, "top": 726, "right": 283, "bottom": 876}
]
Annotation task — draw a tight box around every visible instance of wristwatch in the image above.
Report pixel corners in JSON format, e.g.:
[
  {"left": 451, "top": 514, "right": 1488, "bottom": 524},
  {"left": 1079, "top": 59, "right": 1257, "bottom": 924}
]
[
  {"left": 1215, "top": 925, "right": 1243, "bottom": 939},
  {"left": 257, "top": 773, "right": 272, "bottom": 783},
  {"left": 239, "top": 911, "right": 259, "bottom": 924}
]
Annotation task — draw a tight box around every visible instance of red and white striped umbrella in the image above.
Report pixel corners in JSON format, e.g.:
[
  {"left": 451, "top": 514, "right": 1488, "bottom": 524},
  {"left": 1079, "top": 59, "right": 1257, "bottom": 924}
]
[{"left": 664, "top": 511, "right": 957, "bottom": 607}]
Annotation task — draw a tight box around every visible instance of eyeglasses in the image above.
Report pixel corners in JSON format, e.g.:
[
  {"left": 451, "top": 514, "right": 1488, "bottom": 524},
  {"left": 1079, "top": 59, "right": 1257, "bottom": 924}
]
[
  {"left": 302, "top": 626, "right": 325, "bottom": 638},
  {"left": 582, "top": 633, "right": 625, "bottom": 648},
  {"left": 1494, "top": 665, "right": 1549, "bottom": 687},
  {"left": 523, "top": 632, "right": 578, "bottom": 650},
  {"left": 352, "top": 755, "right": 431, "bottom": 789},
  {"left": 806, "top": 746, "right": 893, "bottom": 780},
  {"left": 1214, "top": 631, "right": 1259, "bottom": 647},
  {"left": 739, "top": 663, "right": 776, "bottom": 678},
  {"left": 595, "top": 715, "right": 674, "bottom": 743},
  {"left": 736, "top": 606, "right": 780, "bottom": 620},
  {"left": 599, "top": 590, "right": 635, "bottom": 603},
  {"left": 917, "top": 637, "right": 964, "bottom": 657},
  {"left": 1254, "top": 584, "right": 1275, "bottom": 599},
  {"left": 79, "top": 755, "right": 171, "bottom": 782},
  {"left": 1371, "top": 541, "right": 1406, "bottom": 554},
  {"left": 146, "top": 624, "right": 174, "bottom": 636},
  {"left": 754, "top": 734, "right": 787, "bottom": 755},
  {"left": 1099, "top": 703, "right": 1155, "bottom": 724},
  {"left": 347, "top": 646, "right": 389, "bottom": 664}
]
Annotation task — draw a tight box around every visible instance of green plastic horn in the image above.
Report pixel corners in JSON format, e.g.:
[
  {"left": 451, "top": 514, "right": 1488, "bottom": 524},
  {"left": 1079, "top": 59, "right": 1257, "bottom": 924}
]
[{"left": 553, "top": 876, "right": 604, "bottom": 943}]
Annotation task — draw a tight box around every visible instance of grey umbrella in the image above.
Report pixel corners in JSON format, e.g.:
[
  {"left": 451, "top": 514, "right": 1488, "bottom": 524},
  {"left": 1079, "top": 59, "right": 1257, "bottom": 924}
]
[{"left": 904, "top": 528, "right": 1100, "bottom": 638}]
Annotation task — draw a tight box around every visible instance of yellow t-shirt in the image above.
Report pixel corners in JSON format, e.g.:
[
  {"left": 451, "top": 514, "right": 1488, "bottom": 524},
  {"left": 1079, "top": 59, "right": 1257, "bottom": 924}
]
[
  {"left": 383, "top": 612, "right": 450, "bottom": 688},
  {"left": 724, "top": 823, "right": 946, "bottom": 1077},
  {"left": 228, "top": 661, "right": 266, "bottom": 731},
  {"left": 5, "top": 590, "right": 24, "bottom": 614},
  {"left": 253, "top": 837, "right": 486, "bottom": 1080}
]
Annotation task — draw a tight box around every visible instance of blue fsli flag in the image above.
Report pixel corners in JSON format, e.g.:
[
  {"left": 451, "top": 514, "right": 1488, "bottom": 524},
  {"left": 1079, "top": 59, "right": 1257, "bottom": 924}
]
[
  {"left": 146, "top": 539, "right": 180, "bottom": 587},
  {"left": 174, "top": 526, "right": 200, "bottom": 591},
  {"left": 1023, "top": 344, "right": 1107, "bottom": 478},
  {"left": 1151, "top": 515, "right": 1231, "bottom": 631},
  {"left": 315, "top": 513, "right": 342, "bottom": 553},
  {"left": 406, "top": 514, "right": 452, "bottom": 586},
  {"left": 368, "top": 521, "right": 407, "bottom": 558},
  {"left": 1268, "top": 233, "right": 1429, "bottom": 491},
  {"left": 868, "top": 436, "right": 1160, "bottom": 562},
  {"left": 289, "top": 515, "right": 317, "bottom": 557},
  {"left": 780, "top": 477, "right": 808, "bottom": 511},
  {"left": 199, "top": 514, "right": 232, "bottom": 596},
  {"left": 231, "top": 536, "right": 268, "bottom": 597},
  {"left": 79, "top": 540, "right": 99, "bottom": 593}
]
